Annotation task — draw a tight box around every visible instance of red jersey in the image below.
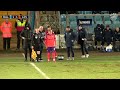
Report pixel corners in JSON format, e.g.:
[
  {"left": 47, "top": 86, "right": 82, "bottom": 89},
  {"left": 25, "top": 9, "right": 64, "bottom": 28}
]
[{"left": 44, "top": 31, "right": 56, "bottom": 47}]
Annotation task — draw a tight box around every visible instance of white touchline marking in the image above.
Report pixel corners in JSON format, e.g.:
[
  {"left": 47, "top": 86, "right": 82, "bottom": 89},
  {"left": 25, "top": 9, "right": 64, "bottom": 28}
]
[{"left": 30, "top": 63, "right": 50, "bottom": 79}]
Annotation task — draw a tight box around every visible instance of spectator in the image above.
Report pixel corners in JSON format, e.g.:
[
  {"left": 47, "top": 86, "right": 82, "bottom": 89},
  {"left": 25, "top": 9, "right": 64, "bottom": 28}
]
[
  {"left": 113, "top": 27, "right": 120, "bottom": 51},
  {"left": 20, "top": 23, "right": 32, "bottom": 61},
  {"left": 94, "top": 24, "right": 104, "bottom": 50},
  {"left": 15, "top": 14, "right": 27, "bottom": 50},
  {"left": 1, "top": 19, "right": 12, "bottom": 50},
  {"left": 103, "top": 25, "right": 113, "bottom": 46},
  {"left": 64, "top": 26, "right": 76, "bottom": 60},
  {"left": 77, "top": 25, "right": 89, "bottom": 58}
]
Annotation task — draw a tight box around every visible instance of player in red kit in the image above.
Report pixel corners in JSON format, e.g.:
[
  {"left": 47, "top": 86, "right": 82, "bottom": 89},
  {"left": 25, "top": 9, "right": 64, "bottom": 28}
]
[{"left": 44, "top": 26, "right": 56, "bottom": 62}]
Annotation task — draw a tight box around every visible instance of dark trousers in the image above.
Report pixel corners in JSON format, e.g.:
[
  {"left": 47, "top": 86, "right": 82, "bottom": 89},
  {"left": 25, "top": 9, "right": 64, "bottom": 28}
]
[
  {"left": 40, "top": 44, "right": 43, "bottom": 59},
  {"left": 95, "top": 37, "right": 104, "bottom": 46},
  {"left": 67, "top": 46, "right": 74, "bottom": 57},
  {"left": 80, "top": 40, "right": 89, "bottom": 55},
  {"left": 113, "top": 40, "right": 120, "bottom": 50},
  {"left": 24, "top": 43, "right": 32, "bottom": 61},
  {"left": 17, "top": 31, "right": 23, "bottom": 49},
  {"left": 104, "top": 38, "right": 112, "bottom": 46},
  {"left": 3, "top": 38, "right": 11, "bottom": 50}
]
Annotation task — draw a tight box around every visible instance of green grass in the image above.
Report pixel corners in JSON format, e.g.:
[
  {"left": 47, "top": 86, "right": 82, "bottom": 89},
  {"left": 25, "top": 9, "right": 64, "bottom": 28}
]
[{"left": 0, "top": 53, "right": 120, "bottom": 79}]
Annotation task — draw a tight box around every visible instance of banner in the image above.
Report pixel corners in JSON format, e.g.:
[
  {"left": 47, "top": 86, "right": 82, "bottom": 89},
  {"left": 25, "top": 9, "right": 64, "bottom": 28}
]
[{"left": 77, "top": 19, "right": 92, "bottom": 26}]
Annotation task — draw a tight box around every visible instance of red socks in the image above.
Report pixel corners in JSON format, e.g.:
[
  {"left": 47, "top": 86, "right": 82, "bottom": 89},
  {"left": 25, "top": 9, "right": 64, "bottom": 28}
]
[{"left": 47, "top": 52, "right": 56, "bottom": 62}]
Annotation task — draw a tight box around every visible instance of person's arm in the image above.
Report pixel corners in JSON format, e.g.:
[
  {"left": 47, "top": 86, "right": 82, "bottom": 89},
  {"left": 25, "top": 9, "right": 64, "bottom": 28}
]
[
  {"left": 20, "top": 30, "right": 25, "bottom": 39},
  {"left": 15, "top": 21, "right": 17, "bottom": 28},
  {"left": 31, "top": 33, "right": 35, "bottom": 49},
  {"left": 72, "top": 31, "right": 76, "bottom": 41},
  {"left": 54, "top": 34, "right": 56, "bottom": 47}
]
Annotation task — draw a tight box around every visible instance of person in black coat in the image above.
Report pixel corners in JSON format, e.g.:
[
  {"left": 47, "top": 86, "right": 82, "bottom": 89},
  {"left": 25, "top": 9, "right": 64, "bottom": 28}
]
[
  {"left": 20, "top": 23, "right": 32, "bottom": 61},
  {"left": 103, "top": 25, "right": 113, "bottom": 46},
  {"left": 38, "top": 26, "right": 45, "bottom": 61},
  {"left": 64, "top": 26, "right": 76, "bottom": 60},
  {"left": 113, "top": 27, "right": 120, "bottom": 51},
  {"left": 94, "top": 24, "right": 104, "bottom": 49},
  {"left": 77, "top": 25, "right": 89, "bottom": 58},
  {"left": 32, "top": 28, "right": 44, "bottom": 62}
]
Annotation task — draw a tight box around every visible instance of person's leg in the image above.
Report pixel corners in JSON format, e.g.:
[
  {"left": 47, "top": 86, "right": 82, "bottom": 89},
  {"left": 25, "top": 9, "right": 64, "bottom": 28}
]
[
  {"left": 3, "top": 38, "right": 6, "bottom": 50},
  {"left": 17, "top": 31, "right": 21, "bottom": 49},
  {"left": 51, "top": 47, "right": 56, "bottom": 62},
  {"left": 24, "top": 48, "right": 28, "bottom": 61},
  {"left": 70, "top": 46, "right": 74, "bottom": 60},
  {"left": 95, "top": 38, "right": 98, "bottom": 49},
  {"left": 47, "top": 47, "right": 51, "bottom": 61},
  {"left": 113, "top": 40, "right": 116, "bottom": 51},
  {"left": 67, "top": 47, "right": 70, "bottom": 60},
  {"left": 7, "top": 38, "right": 11, "bottom": 50},
  {"left": 40, "top": 44, "right": 43, "bottom": 60},
  {"left": 28, "top": 44, "right": 32, "bottom": 61},
  {"left": 80, "top": 41, "right": 85, "bottom": 55}
]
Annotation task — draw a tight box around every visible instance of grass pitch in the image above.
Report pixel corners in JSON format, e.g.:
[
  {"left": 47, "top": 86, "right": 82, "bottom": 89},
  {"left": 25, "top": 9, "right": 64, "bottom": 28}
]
[{"left": 0, "top": 51, "right": 120, "bottom": 79}]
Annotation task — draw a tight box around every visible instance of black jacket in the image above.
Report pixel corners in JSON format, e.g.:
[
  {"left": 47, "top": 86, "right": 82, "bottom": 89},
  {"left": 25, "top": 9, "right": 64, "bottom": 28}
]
[
  {"left": 113, "top": 30, "right": 120, "bottom": 41},
  {"left": 32, "top": 32, "right": 44, "bottom": 46},
  {"left": 77, "top": 28, "right": 87, "bottom": 44},
  {"left": 64, "top": 29, "right": 76, "bottom": 47},
  {"left": 94, "top": 27, "right": 104, "bottom": 38},
  {"left": 103, "top": 28, "right": 113, "bottom": 39}
]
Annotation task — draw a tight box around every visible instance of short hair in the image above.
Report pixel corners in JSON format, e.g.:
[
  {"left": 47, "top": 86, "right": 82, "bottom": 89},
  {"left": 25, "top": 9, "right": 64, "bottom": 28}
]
[
  {"left": 66, "top": 26, "right": 70, "bottom": 28},
  {"left": 47, "top": 26, "right": 51, "bottom": 28}
]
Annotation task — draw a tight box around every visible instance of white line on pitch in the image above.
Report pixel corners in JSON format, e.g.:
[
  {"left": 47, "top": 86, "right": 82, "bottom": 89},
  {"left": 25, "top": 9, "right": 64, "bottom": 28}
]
[{"left": 30, "top": 63, "right": 50, "bottom": 79}]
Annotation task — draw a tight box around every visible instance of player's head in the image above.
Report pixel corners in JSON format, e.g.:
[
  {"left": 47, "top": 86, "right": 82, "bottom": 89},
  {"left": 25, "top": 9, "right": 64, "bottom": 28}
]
[
  {"left": 106, "top": 25, "right": 110, "bottom": 30},
  {"left": 116, "top": 27, "right": 119, "bottom": 32},
  {"left": 47, "top": 26, "right": 52, "bottom": 31},
  {"left": 35, "top": 28, "right": 39, "bottom": 33},
  {"left": 18, "top": 14, "right": 22, "bottom": 20},
  {"left": 66, "top": 26, "right": 70, "bottom": 31},
  {"left": 39, "top": 26, "right": 44, "bottom": 32}
]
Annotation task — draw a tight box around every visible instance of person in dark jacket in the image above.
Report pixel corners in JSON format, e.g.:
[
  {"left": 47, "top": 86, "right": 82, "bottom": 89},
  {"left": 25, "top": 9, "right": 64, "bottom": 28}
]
[
  {"left": 64, "top": 26, "right": 76, "bottom": 60},
  {"left": 113, "top": 27, "right": 120, "bottom": 51},
  {"left": 32, "top": 28, "right": 44, "bottom": 62},
  {"left": 38, "top": 26, "right": 45, "bottom": 61},
  {"left": 20, "top": 23, "right": 32, "bottom": 61},
  {"left": 94, "top": 24, "right": 104, "bottom": 50},
  {"left": 103, "top": 25, "right": 113, "bottom": 46},
  {"left": 77, "top": 25, "right": 89, "bottom": 58}
]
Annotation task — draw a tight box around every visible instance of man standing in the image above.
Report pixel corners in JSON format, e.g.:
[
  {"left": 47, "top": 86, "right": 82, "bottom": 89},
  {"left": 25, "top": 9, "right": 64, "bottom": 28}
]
[
  {"left": 44, "top": 26, "right": 56, "bottom": 62},
  {"left": 64, "top": 26, "right": 76, "bottom": 60},
  {"left": 15, "top": 14, "right": 27, "bottom": 50},
  {"left": 77, "top": 25, "right": 89, "bottom": 58},
  {"left": 20, "top": 23, "right": 32, "bottom": 61},
  {"left": 39, "top": 26, "right": 45, "bottom": 61},
  {"left": 1, "top": 19, "right": 12, "bottom": 50}
]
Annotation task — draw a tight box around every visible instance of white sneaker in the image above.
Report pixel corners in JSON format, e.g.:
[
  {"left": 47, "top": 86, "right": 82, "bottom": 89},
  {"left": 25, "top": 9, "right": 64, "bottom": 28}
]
[
  {"left": 86, "top": 54, "right": 89, "bottom": 58},
  {"left": 72, "top": 57, "right": 74, "bottom": 60},
  {"left": 81, "top": 55, "right": 86, "bottom": 58},
  {"left": 67, "top": 57, "right": 71, "bottom": 60}
]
